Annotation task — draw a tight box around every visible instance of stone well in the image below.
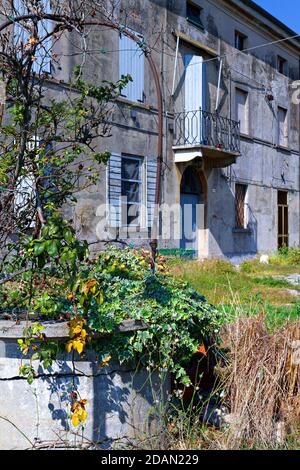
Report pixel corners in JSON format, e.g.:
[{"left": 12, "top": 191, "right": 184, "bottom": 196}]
[{"left": 0, "top": 320, "right": 170, "bottom": 450}]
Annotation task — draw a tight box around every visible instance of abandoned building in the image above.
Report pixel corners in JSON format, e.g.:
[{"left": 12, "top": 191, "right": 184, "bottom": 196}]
[{"left": 10, "top": 0, "right": 300, "bottom": 259}]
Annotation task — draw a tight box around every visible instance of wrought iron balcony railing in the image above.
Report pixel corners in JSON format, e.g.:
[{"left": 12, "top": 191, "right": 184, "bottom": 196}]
[{"left": 173, "top": 109, "right": 241, "bottom": 153}]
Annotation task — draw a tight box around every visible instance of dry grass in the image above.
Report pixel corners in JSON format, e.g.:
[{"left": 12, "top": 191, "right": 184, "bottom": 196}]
[
  {"left": 218, "top": 315, "right": 300, "bottom": 449},
  {"left": 163, "top": 316, "right": 300, "bottom": 450}
]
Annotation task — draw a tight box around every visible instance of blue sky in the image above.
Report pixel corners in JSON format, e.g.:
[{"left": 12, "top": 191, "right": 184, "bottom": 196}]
[{"left": 254, "top": 0, "right": 300, "bottom": 33}]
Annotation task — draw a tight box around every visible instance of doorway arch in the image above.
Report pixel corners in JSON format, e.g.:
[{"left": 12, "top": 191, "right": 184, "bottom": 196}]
[{"left": 180, "top": 165, "right": 206, "bottom": 255}]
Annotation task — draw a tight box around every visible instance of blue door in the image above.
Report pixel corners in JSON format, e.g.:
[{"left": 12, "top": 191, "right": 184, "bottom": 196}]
[{"left": 180, "top": 193, "right": 199, "bottom": 251}]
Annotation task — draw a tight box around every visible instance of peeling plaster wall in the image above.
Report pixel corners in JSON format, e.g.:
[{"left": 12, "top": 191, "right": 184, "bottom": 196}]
[
  {"left": 4, "top": 0, "right": 299, "bottom": 258},
  {"left": 162, "top": 0, "right": 300, "bottom": 257}
]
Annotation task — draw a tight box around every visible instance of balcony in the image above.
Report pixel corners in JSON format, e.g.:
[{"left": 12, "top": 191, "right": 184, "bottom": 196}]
[{"left": 173, "top": 109, "right": 241, "bottom": 168}]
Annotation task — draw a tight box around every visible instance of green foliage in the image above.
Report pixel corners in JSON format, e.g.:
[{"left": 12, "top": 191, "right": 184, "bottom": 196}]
[
  {"left": 240, "top": 259, "right": 262, "bottom": 273},
  {"left": 251, "top": 276, "right": 292, "bottom": 288},
  {"left": 78, "top": 248, "right": 221, "bottom": 386},
  {"left": 0, "top": 64, "right": 130, "bottom": 247},
  {"left": 271, "top": 247, "right": 300, "bottom": 265},
  {"left": 17, "top": 320, "right": 63, "bottom": 383},
  {"left": 10, "top": 247, "right": 220, "bottom": 387}
]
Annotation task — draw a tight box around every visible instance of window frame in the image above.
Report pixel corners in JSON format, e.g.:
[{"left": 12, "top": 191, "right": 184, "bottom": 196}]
[
  {"left": 277, "top": 55, "right": 288, "bottom": 75},
  {"left": 235, "top": 183, "right": 248, "bottom": 229},
  {"left": 234, "top": 30, "right": 247, "bottom": 52},
  {"left": 120, "top": 154, "right": 146, "bottom": 228},
  {"left": 277, "top": 106, "right": 288, "bottom": 148},
  {"left": 186, "top": 1, "right": 204, "bottom": 30},
  {"left": 235, "top": 87, "right": 249, "bottom": 135},
  {"left": 278, "top": 190, "right": 289, "bottom": 249}
]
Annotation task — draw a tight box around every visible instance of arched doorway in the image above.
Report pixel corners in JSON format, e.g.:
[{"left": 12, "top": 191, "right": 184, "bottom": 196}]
[{"left": 180, "top": 166, "right": 204, "bottom": 253}]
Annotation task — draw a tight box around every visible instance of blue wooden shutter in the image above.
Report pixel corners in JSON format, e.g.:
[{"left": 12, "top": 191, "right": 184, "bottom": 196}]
[
  {"left": 119, "top": 31, "right": 144, "bottom": 102},
  {"left": 107, "top": 154, "right": 122, "bottom": 227},
  {"left": 146, "top": 157, "right": 157, "bottom": 227},
  {"left": 184, "top": 54, "right": 205, "bottom": 111},
  {"left": 184, "top": 54, "right": 206, "bottom": 143}
]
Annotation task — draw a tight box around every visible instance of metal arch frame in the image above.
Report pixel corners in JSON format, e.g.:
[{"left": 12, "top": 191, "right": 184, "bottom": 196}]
[{"left": 0, "top": 13, "right": 163, "bottom": 270}]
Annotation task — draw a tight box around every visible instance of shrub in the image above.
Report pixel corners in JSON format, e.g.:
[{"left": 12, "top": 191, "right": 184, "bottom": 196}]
[
  {"left": 270, "top": 247, "right": 300, "bottom": 266},
  {"left": 82, "top": 247, "right": 221, "bottom": 386},
  {"left": 1, "top": 247, "right": 221, "bottom": 387}
]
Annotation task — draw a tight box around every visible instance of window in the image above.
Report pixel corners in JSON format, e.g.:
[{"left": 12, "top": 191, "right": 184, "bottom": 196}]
[
  {"left": 121, "top": 155, "right": 144, "bottom": 226},
  {"left": 235, "top": 31, "right": 247, "bottom": 51},
  {"left": 235, "top": 184, "right": 247, "bottom": 229},
  {"left": 13, "top": 0, "right": 52, "bottom": 74},
  {"left": 277, "top": 106, "right": 288, "bottom": 147},
  {"left": 277, "top": 56, "right": 288, "bottom": 75},
  {"left": 119, "top": 30, "right": 144, "bottom": 103},
  {"left": 186, "top": 1, "right": 204, "bottom": 29},
  {"left": 278, "top": 191, "right": 288, "bottom": 248},
  {"left": 235, "top": 88, "right": 249, "bottom": 135}
]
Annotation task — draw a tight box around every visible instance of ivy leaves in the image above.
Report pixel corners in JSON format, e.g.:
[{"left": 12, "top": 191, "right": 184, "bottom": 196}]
[
  {"left": 14, "top": 246, "right": 220, "bottom": 391},
  {"left": 84, "top": 248, "right": 221, "bottom": 386},
  {"left": 21, "top": 215, "right": 89, "bottom": 271}
]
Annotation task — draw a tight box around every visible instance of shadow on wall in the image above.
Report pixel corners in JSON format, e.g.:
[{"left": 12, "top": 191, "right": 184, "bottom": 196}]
[
  {"left": 3, "top": 341, "right": 168, "bottom": 449},
  {"left": 208, "top": 170, "right": 257, "bottom": 257},
  {"left": 92, "top": 365, "right": 168, "bottom": 448}
]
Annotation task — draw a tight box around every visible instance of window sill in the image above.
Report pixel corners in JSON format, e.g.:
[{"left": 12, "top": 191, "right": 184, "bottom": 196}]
[
  {"left": 235, "top": 49, "right": 249, "bottom": 56},
  {"left": 276, "top": 144, "right": 291, "bottom": 152},
  {"left": 186, "top": 17, "right": 204, "bottom": 30},
  {"left": 240, "top": 132, "right": 251, "bottom": 139},
  {"left": 117, "top": 96, "right": 152, "bottom": 111}
]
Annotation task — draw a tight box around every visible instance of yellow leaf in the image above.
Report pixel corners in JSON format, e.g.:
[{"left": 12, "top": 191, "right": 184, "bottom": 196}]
[
  {"left": 66, "top": 341, "right": 73, "bottom": 353},
  {"left": 24, "top": 36, "right": 39, "bottom": 50},
  {"left": 71, "top": 402, "right": 78, "bottom": 413},
  {"left": 80, "top": 409, "right": 87, "bottom": 422},
  {"left": 101, "top": 355, "right": 112, "bottom": 367},
  {"left": 72, "top": 324, "right": 83, "bottom": 335},
  {"left": 74, "top": 340, "right": 84, "bottom": 354},
  {"left": 71, "top": 412, "right": 80, "bottom": 427},
  {"left": 83, "top": 279, "right": 97, "bottom": 295}
]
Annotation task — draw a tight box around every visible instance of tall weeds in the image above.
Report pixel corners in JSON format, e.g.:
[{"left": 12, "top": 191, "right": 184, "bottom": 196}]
[{"left": 219, "top": 316, "right": 300, "bottom": 449}]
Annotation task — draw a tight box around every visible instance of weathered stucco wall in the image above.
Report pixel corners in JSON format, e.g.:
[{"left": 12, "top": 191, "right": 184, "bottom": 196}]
[
  {"left": 5, "top": 0, "right": 298, "bottom": 259},
  {"left": 163, "top": 0, "right": 300, "bottom": 258},
  {"left": 0, "top": 321, "right": 170, "bottom": 450}
]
